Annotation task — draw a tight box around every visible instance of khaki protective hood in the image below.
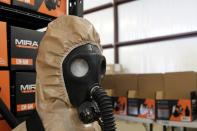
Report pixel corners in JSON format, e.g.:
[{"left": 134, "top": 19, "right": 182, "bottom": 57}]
[{"left": 12, "top": 15, "right": 102, "bottom": 131}]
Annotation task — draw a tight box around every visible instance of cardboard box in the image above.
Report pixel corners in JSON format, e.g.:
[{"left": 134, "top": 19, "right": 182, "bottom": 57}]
[
  {"left": 138, "top": 74, "right": 164, "bottom": 99},
  {"left": 102, "top": 74, "right": 138, "bottom": 96},
  {"left": 106, "top": 64, "right": 123, "bottom": 74},
  {"left": 0, "top": 0, "right": 10, "bottom": 4},
  {"left": 0, "top": 22, "right": 8, "bottom": 67},
  {"left": 156, "top": 72, "right": 197, "bottom": 122},
  {"left": 156, "top": 91, "right": 164, "bottom": 100},
  {"left": 12, "top": 0, "right": 66, "bottom": 17},
  {"left": 115, "top": 74, "right": 138, "bottom": 97},
  {"left": 10, "top": 26, "right": 44, "bottom": 71},
  {"left": 0, "top": 71, "right": 10, "bottom": 119},
  {"left": 156, "top": 96, "right": 197, "bottom": 122},
  {"left": 127, "top": 98, "right": 155, "bottom": 120},
  {"left": 12, "top": 72, "right": 36, "bottom": 117},
  {"left": 128, "top": 90, "right": 137, "bottom": 98},
  {"left": 164, "top": 72, "right": 196, "bottom": 99},
  {"left": 127, "top": 74, "right": 161, "bottom": 120},
  {"left": 112, "top": 96, "right": 127, "bottom": 115},
  {"left": 101, "top": 75, "right": 116, "bottom": 90},
  {"left": 105, "top": 89, "right": 114, "bottom": 97}
]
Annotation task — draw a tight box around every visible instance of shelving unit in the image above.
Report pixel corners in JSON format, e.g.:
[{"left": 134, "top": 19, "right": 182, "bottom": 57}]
[
  {"left": 115, "top": 115, "right": 197, "bottom": 131},
  {"left": 0, "top": 0, "right": 83, "bottom": 29},
  {"left": 0, "top": 3, "right": 54, "bottom": 29},
  {"left": 0, "top": 1, "right": 83, "bottom": 130},
  {"left": 115, "top": 115, "right": 154, "bottom": 131},
  {"left": 115, "top": 115, "right": 154, "bottom": 124},
  {"left": 157, "top": 120, "right": 197, "bottom": 129}
]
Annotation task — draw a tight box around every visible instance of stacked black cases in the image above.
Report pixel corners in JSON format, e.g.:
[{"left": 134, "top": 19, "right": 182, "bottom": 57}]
[{"left": 10, "top": 26, "right": 43, "bottom": 120}]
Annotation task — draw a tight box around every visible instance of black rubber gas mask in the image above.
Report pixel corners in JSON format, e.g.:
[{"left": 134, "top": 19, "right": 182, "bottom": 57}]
[{"left": 63, "top": 44, "right": 116, "bottom": 131}]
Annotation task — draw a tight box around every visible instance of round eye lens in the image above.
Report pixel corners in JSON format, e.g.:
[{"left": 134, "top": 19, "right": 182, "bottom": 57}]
[{"left": 70, "top": 59, "right": 89, "bottom": 77}]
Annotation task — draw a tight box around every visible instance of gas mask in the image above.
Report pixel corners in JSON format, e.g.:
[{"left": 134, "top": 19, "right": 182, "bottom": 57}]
[{"left": 63, "top": 43, "right": 116, "bottom": 131}]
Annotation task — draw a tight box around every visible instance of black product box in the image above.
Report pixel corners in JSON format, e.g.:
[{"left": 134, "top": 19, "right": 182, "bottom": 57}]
[
  {"left": 11, "top": 72, "right": 36, "bottom": 117},
  {"left": 111, "top": 96, "right": 127, "bottom": 115},
  {"left": 127, "top": 98, "right": 155, "bottom": 120},
  {"left": 10, "top": 26, "right": 44, "bottom": 71},
  {"left": 12, "top": 0, "right": 66, "bottom": 17},
  {"left": 127, "top": 99, "right": 138, "bottom": 116},
  {"left": 156, "top": 92, "right": 197, "bottom": 122}
]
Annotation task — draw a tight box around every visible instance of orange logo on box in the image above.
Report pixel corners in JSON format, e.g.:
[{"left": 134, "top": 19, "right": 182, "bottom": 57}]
[
  {"left": 114, "top": 97, "right": 127, "bottom": 115},
  {"left": 170, "top": 100, "right": 192, "bottom": 122},
  {"left": 11, "top": 58, "right": 33, "bottom": 66},
  {"left": 0, "top": 22, "right": 8, "bottom": 67},
  {"left": 17, "top": 0, "right": 35, "bottom": 5},
  {"left": 17, "top": 103, "right": 36, "bottom": 112}
]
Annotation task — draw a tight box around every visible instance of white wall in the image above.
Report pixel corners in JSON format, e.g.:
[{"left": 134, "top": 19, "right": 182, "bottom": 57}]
[
  {"left": 84, "top": 0, "right": 112, "bottom": 10},
  {"left": 118, "top": 0, "right": 197, "bottom": 73},
  {"left": 119, "top": 37, "right": 197, "bottom": 73},
  {"left": 118, "top": 0, "right": 197, "bottom": 42},
  {"left": 84, "top": 0, "right": 197, "bottom": 73},
  {"left": 84, "top": 8, "right": 114, "bottom": 45},
  {"left": 103, "top": 48, "right": 114, "bottom": 64}
]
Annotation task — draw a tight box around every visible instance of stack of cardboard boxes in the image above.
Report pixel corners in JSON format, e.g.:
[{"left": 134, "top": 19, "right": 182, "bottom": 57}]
[
  {"left": 157, "top": 72, "right": 197, "bottom": 122},
  {"left": 102, "top": 72, "right": 197, "bottom": 123}
]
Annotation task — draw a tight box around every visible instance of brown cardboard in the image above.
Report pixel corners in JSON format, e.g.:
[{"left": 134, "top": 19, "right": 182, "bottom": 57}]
[
  {"left": 102, "top": 74, "right": 138, "bottom": 96},
  {"left": 138, "top": 74, "right": 164, "bottom": 99},
  {"left": 128, "top": 90, "right": 137, "bottom": 98},
  {"left": 156, "top": 91, "right": 164, "bottom": 100},
  {"left": 105, "top": 89, "right": 114, "bottom": 97},
  {"left": 101, "top": 75, "right": 116, "bottom": 90},
  {"left": 164, "top": 72, "right": 196, "bottom": 99},
  {"left": 106, "top": 64, "right": 123, "bottom": 74},
  {"left": 115, "top": 74, "right": 138, "bottom": 96}
]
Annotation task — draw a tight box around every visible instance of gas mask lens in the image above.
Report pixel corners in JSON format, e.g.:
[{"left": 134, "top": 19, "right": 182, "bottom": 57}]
[{"left": 70, "top": 58, "right": 89, "bottom": 77}]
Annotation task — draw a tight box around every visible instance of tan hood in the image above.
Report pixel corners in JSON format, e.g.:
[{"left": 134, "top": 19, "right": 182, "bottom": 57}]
[{"left": 35, "top": 15, "right": 102, "bottom": 131}]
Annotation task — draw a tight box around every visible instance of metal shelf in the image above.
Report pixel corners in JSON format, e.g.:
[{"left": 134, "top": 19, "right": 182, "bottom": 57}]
[
  {"left": 115, "top": 115, "right": 197, "bottom": 131},
  {"left": 0, "top": 3, "right": 54, "bottom": 29},
  {"left": 115, "top": 115, "right": 154, "bottom": 124},
  {"left": 157, "top": 120, "right": 197, "bottom": 129}
]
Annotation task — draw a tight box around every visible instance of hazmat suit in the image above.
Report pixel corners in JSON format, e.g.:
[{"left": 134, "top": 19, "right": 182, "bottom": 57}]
[{"left": 12, "top": 15, "right": 103, "bottom": 131}]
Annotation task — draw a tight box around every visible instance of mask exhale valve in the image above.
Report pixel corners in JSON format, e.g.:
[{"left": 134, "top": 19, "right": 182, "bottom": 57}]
[{"left": 90, "top": 86, "right": 116, "bottom": 131}]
